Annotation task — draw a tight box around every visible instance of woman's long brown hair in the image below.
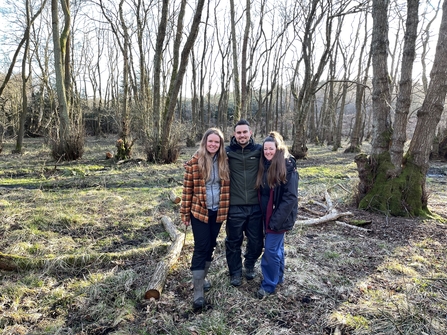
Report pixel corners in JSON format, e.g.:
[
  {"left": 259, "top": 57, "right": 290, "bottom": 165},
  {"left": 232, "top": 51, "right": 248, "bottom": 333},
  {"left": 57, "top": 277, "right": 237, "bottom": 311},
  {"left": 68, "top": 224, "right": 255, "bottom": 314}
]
[{"left": 255, "top": 131, "right": 288, "bottom": 189}]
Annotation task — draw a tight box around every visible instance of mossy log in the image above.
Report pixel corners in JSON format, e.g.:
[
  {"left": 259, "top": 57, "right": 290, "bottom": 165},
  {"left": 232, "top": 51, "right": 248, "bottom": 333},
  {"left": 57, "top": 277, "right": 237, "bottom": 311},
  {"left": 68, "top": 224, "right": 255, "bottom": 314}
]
[{"left": 144, "top": 216, "right": 185, "bottom": 300}]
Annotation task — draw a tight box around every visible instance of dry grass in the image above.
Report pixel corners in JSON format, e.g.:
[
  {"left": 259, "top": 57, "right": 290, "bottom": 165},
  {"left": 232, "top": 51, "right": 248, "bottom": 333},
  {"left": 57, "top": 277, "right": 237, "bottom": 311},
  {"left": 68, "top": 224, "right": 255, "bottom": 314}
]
[{"left": 1, "top": 136, "right": 446, "bottom": 335}]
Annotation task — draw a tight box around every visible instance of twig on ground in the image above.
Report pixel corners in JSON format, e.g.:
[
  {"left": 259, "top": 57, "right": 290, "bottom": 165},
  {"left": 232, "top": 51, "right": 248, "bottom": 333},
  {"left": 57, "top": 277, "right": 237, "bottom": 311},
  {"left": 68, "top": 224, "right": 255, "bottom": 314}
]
[{"left": 335, "top": 220, "right": 371, "bottom": 232}]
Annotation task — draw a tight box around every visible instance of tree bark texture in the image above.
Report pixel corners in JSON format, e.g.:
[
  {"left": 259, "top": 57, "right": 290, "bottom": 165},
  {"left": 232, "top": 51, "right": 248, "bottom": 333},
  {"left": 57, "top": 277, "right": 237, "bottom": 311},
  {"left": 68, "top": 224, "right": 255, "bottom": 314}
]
[
  {"left": 51, "top": 0, "right": 70, "bottom": 142},
  {"left": 370, "top": 0, "right": 392, "bottom": 156},
  {"left": 152, "top": 0, "right": 169, "bottom": 146},
  {"left": 389, "top": 0, "right": 419, "bottom": 175},
  {"left": 117, "top": 0, "right": 132, "bottom": 159},
  {"left": 357, "top": 0, "right": 447, "bottom": 217},
  {"left": 240, "top": 0, "right": 251, "bottom": 119},
  {"left": 15, "top": 0, "right": 31, "bottom": 154},
  {"left": 291, "top": 0, "right": 337, "bottom": 159},
  {"left": 229, "top": 0, "right": 241, "bottom": 124},
  {"left": 159, "top": 0, "right": 206, "bottom": 163},
  {"left": 409, "top": 0, "right": 447, "bottom": 171},
  {"left": 346, "top": 13, "right": 371, "bottom": 153}
]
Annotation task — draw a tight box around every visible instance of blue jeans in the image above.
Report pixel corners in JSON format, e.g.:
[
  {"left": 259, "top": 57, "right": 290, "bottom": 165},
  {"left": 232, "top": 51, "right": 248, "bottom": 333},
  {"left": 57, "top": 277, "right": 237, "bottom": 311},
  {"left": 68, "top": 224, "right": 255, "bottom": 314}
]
[
  {"left": 190, "top": 210, "right": 222, "bottom": 271},
  {"left": 260, "top": 232, "right": 285, "bottom": 293},
  {"left": 225, "top": 205, "right": 263, "bottom": 276}
]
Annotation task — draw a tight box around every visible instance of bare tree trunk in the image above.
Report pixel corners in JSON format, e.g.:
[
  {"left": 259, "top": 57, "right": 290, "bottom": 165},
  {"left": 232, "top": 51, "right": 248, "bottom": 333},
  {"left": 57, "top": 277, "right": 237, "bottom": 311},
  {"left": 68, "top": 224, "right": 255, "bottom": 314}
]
[
  {"left": 2, "top": 0, "right": 47, "bottom": 152},
  {"left": 389, "top": 0, "right": 419, "bottom": 175},
  {"left": 240, "top": 0, "right": 250, "bottom": 119},
  {"left": 334, "top": 25, "right": 356, "bottom": 151},
  {"left": 322, "top": 54, "right": 336, "bottom": 145},
  {"left": 290, "top": 0, "right": 340, "bottom": 159},
  {"left": 15, "top": 0, "right": 32, "bottom": 154},
  {"left": 333, "top": 82, "right": 348, "bottom": 151},
  {"left": 420, "top": 2, "right": 442, "bottom": 94},
  {"left": 370, "top": 0, "right": 392, "bottom": 156},
  {"left": 229, "top": 0, "right": 241, "bottom": 123},
  {"left": 199, "top": 0, "right": 210, "bottom": 132},
  {"left": 158, "top": 0, "right": 206, "bottom": 163},
  {"left": 135, "top": 0, "right": 151, "bottom": 137},
  {"left": 191, "top": 51, "right": 199, "bottom": 137},
  {"left": 51, "top": 0, "right": 70, "bottom": 143},
  {"left": 152, "top": 0, "right": 169, "bottom": 149},
  {"left": 346, "top": 12, "right": 371, "bottom": 153},
  {"left": 409, "top": 0, "right": 447, "bottom": 175},
  {"left": 117, "top": 0, "right": 133, "bottom": 159}
]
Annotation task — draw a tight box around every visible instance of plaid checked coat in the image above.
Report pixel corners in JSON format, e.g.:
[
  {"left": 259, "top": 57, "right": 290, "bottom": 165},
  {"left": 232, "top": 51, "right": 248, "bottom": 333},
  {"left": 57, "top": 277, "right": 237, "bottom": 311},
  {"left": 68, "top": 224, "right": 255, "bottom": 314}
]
[{"left": 180, "top": 154, "right": 230, "bottom": 223}]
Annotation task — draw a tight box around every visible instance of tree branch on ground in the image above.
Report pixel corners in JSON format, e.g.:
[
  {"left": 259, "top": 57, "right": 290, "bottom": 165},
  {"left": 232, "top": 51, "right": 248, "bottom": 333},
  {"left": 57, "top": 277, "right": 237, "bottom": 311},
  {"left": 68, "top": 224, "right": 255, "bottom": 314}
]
[
  {"left": 144, "top": 216, "right": 185, "bottom": 300},
  {"left": 296, "top": 189, "right": 354, "bottom": 227}
]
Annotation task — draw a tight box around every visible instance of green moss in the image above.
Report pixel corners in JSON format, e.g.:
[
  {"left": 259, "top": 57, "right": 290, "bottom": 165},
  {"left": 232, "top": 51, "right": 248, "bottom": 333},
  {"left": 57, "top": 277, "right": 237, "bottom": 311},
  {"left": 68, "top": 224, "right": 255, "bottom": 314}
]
[
  {"left": 324, "top": 251, "right": 340, "bottom": 259},
  {"left": 331, "top": 311, "right": 369, "bottom": 329},
  {"left": 349, "top": 220, "right": 371, "bottom": 226},
  {"left": 358, "top": 153, "right": 430, "bottom": 217}
]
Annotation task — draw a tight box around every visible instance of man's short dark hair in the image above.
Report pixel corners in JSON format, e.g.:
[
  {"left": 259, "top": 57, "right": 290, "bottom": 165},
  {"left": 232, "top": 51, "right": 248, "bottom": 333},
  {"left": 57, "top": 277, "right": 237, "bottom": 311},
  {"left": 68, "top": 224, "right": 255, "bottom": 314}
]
[{"left": 234, "top": 119, "right": 250, "bottom": 130}]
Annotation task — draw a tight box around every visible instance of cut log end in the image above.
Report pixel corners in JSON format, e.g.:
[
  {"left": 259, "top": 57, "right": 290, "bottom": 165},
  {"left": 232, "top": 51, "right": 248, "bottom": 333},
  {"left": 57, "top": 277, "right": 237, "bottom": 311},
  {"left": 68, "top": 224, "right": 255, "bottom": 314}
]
[
  {"left": 144, "top": 289, "right": 161, "bottom": 300},
  {"left": 169, "top": 190, "right": 181, "bottom": 204}
]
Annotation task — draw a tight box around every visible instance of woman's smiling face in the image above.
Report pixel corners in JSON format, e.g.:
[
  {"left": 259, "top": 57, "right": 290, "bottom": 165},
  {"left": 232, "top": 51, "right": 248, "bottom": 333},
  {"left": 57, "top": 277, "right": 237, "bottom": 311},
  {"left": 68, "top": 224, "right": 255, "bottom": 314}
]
[
  {"left": 263, "top": 141, "right": 277, "bottom": 161},
  {"left": 206, "top": 133, "right": 221, "bottom": 155}
]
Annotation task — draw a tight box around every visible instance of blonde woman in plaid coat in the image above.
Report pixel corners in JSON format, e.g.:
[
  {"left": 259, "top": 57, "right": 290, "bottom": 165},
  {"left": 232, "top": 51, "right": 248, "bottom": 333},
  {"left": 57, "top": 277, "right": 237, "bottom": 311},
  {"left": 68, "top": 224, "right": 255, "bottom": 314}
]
[{"left": 181, "top": 128, "right": 230, "bottom": 309}]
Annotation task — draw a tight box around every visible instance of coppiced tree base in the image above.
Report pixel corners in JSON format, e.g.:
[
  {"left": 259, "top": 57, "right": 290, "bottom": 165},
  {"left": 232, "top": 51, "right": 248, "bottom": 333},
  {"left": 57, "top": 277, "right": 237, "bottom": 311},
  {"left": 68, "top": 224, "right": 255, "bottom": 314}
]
[
  {"left": 186, "top": 136, "right": 196, "bottom": 147},
  {"left": 290, "top": 144, "right": 308, "bottom": 160},
  {"left": 344, "top": 145, "right": 361, "bottom": 154},
  {"left": 145, "top": 142, "right": 180, "bottom": 164},
  {"left": 144, "top": 122, "right": 184, "bottom": 164},
  {"left": 115, "top": 138, "right": 135, "bottom": 160},
  {"left": 50, "top": 128, "right": 85, "bottom": 161},
  {"left": 355, "top": 153, "right": 430, "bottom": 217}
]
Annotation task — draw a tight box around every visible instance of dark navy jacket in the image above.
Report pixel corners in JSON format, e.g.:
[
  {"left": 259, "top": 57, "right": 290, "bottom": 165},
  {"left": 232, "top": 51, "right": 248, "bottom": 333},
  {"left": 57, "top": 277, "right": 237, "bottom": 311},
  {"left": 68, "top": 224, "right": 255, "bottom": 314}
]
[{"left": 259, "top": 155, "right": 299, "bottom": 233}]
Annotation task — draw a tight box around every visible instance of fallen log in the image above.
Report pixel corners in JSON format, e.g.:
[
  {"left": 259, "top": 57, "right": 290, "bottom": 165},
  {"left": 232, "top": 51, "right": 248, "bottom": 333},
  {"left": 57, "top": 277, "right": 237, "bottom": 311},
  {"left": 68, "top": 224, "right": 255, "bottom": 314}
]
[
  {"left": 144, "top": 216, "right": 185, "bottom": 300},
  {"left": 169, "top": 190, "right": 181, "bottom": 204}
]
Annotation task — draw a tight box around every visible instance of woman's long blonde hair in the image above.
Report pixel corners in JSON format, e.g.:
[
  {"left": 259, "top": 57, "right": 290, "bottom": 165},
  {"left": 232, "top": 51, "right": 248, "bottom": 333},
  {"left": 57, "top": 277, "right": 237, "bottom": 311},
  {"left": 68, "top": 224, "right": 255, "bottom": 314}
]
[
  {"left": 197, "top": 128, "right": 230, "bottom": 181},
  {"left": 255, "top": 131, "right": 288, "bottom": 189}
]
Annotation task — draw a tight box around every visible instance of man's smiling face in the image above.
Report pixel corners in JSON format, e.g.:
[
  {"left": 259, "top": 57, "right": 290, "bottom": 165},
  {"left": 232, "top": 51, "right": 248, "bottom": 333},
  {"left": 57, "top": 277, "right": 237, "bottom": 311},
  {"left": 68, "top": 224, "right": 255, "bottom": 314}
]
[{"left": 234, "top": 124, "right": 252, "bottom": 147}]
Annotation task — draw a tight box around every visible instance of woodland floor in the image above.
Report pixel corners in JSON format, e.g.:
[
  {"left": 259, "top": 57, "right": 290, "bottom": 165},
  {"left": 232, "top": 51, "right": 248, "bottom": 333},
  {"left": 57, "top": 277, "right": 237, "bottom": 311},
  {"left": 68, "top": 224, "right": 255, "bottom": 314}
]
[{"left": 0, "top": 136, "right": 446, "bottom": 335}]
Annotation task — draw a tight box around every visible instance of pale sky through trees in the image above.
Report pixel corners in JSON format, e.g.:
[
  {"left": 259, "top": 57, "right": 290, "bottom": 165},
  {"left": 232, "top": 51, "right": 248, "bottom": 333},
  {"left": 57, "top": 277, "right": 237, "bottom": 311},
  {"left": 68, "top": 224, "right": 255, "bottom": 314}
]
[{"left": 0, "top": 0, "right": 442, "bottom": 100}]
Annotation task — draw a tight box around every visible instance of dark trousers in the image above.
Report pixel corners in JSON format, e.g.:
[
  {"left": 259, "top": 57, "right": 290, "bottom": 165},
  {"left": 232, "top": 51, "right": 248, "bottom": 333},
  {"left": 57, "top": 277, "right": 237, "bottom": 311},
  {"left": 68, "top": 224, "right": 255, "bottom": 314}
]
[
  {"left": 190, "top": 210, "right": 222, "bottom": 271},
  {"left": 225, "top": 204, "right": 264, "bottom": 276}
]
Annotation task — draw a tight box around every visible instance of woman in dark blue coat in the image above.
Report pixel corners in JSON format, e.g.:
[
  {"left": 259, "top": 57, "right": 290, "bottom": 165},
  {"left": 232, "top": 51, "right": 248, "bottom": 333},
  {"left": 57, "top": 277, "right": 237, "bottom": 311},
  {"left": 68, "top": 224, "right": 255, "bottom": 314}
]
[{"left": 255, "top": 131, "right": 299, "bottom": 298}]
